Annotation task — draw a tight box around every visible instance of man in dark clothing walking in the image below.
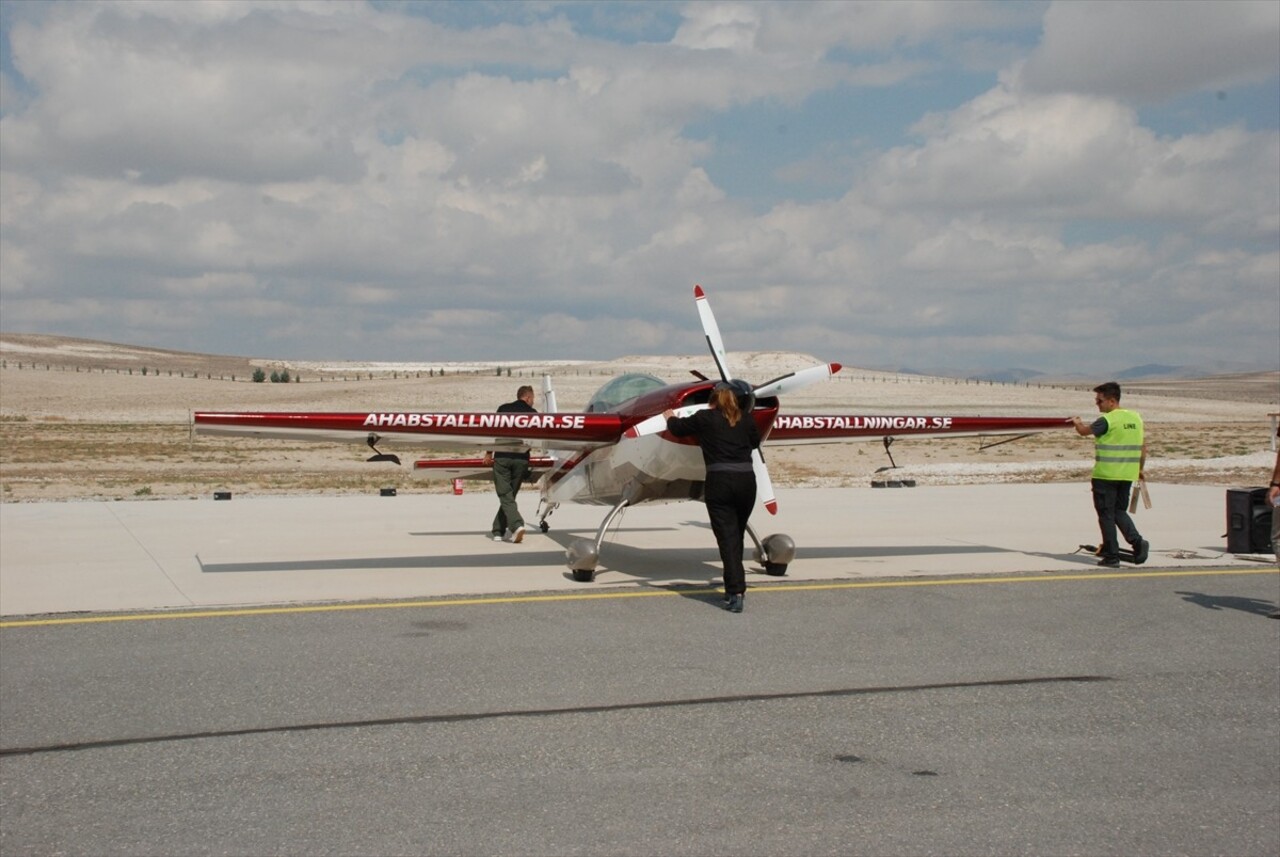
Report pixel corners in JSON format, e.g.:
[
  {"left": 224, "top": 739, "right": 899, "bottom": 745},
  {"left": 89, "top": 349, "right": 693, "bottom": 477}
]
[{"left": 484, "top": 385, "right": 536, "bottom": 543}]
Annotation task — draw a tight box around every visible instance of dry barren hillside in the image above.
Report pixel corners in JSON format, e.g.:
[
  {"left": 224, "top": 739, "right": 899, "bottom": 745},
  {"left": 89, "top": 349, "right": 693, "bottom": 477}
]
[{"left": 2, "top": 334, "right": 1277, "bottom": 502}]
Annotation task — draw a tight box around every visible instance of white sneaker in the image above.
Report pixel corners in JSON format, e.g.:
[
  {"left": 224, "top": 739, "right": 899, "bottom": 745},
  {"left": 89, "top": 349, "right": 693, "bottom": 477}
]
[
  {"left": 490, "top": 533, "right": 505, "bottom": 542},
  {"left": 509, "top": 525, "right": 526, "bottom": 544}
]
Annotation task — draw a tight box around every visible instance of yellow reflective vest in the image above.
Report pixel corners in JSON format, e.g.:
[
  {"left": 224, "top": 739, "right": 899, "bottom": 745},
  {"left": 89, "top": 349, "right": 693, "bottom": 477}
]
[{"left": 1093, "top": 408, "right": 1144, "bottom": 482}]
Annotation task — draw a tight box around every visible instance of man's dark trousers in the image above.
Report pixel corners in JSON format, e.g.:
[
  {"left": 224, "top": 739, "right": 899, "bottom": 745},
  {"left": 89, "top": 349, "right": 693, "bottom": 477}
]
[
  {"left": 491, "top": 456, "right": 530, "bottom": 536},
  {"left": 1092, "top": 478, "right": 1140, "bottom": 561}
]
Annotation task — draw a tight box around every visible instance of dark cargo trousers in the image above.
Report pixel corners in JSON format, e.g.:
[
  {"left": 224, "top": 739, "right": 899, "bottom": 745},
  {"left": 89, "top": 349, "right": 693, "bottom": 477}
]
[
  {"left": 1091, "top": 478, "right": 1141, "bottom": 561},
  {"left": 491, "top": 456, "right": 530, "bottom": 537}
]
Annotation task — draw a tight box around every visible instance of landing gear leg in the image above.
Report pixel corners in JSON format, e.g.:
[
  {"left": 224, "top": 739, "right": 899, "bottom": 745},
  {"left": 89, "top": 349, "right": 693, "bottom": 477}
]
[
  {"left": 566, "top": 497, "right": 630, "bottom": 582},
  {"left": 536, "top": 499, "right": 558, "bottom": 533},
  {"left": 874, "top": 435, "right": 898, "bottom": 473},
  {"left": 748, "top": 523, "right": 795, "bottom": 577}
]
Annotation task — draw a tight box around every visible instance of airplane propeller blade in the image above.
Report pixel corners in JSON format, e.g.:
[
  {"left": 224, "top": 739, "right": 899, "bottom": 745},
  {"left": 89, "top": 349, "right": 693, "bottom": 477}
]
[
  {"left": 753, "top": 449, "right": 778, "bottom": 515},
  {"left": 754, "top": 362, "right": 843, "bottom": 398},
  {"left": 691, "top": 283, "right": 840, "bottom": 515},
  {"left": 694, "top": 284, "right": 731, "bottom": 382},
  {"left": 623, "top": 403, "right": 709, "bottom": 439}
]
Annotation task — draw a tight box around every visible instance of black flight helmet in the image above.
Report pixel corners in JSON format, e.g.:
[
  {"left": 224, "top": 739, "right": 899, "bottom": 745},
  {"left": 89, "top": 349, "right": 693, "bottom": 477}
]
[{"left": 722, "top": 378, "right": 755, "bottom": 412}]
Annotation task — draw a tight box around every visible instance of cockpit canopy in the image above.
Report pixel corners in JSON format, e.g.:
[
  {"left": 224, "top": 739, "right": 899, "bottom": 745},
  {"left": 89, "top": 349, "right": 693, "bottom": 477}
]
[{"left": 586, "top": 373, "right": 667, "bottom": 413}]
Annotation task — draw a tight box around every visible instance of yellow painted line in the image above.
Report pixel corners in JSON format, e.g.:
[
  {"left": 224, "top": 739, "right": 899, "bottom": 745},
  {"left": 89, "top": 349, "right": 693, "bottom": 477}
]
[
  {"left": 762, "top": 567, "right": 1279, "bottom": 592},
  {"left": 0, "top": 589, "right": 671, "bottom": 628},
  {"left": 1, "top": 567, "right": 1275, "bottom": 629}
]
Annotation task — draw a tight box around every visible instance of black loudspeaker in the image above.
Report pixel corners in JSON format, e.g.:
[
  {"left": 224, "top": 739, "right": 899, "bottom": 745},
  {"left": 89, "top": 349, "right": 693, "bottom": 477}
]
[{"left": 1225, "top": 487, "right": 1273, "bottom": 554}]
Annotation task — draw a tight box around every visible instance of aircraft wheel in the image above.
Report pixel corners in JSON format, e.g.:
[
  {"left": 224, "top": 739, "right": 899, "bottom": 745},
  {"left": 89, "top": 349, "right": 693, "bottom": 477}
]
[
  {"left": 566, "top": 539, "right": 599, "bottom": 579},
  {"left": 759, "top": 534, "right": 796, "bottom": 572}
]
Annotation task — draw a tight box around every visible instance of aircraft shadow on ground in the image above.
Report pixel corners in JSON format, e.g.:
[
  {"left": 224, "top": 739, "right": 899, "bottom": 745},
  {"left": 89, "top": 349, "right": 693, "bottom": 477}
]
[
  {"left": 406, "top": 527, "right": 675, "bottom": 538},
  {"left": 197, "top": 532, "right": 1010, "bottom": 578},
  {"left": 197, "top": 550, "right": 570, "bottom": 574}
]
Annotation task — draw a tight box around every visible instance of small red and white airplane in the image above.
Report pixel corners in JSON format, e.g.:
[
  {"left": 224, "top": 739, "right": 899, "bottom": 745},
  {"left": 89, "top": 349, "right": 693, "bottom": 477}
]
[{"left": 194, "top": 286, "right": 1073, "bottom": 581}]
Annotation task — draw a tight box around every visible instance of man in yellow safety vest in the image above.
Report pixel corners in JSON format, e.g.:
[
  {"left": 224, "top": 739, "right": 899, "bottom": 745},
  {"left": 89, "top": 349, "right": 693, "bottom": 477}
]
[{"left": 1074, "top": 381, "right": 1149, "bottom": 568}]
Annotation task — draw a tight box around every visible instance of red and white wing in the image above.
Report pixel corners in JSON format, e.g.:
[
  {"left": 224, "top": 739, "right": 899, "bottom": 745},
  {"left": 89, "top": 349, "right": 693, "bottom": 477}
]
[
  {"left": 192, "top": 411, "right": 624, "bottom": 453},
  {"left": 765, "top": 415, "right": 1074, "bottom": 445}
]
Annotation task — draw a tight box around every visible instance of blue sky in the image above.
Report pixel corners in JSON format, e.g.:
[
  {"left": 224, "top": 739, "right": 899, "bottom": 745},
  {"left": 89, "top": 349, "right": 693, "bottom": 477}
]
[{"left": 1, "top": 0, "right": 1277, "bottom": 376}]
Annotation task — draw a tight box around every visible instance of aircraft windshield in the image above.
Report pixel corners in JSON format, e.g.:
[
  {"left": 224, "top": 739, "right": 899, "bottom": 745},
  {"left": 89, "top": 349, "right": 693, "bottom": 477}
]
[{"left": 586, "top": 373, "right": 666, "bottom": 412}]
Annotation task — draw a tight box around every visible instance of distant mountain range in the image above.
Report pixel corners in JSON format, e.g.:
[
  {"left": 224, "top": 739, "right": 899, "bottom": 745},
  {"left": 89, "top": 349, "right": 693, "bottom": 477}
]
[
  {"left": 3, "top": 331, "right": 1274, "bottom": 386},
  {"left": 889, "top": 360, "right": 1276, "bottom": 384}
]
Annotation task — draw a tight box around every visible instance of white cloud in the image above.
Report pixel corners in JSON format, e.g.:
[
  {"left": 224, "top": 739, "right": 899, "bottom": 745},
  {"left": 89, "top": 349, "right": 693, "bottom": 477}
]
[
  {"left": 672, "top": 3, "right": 761, "bottom": 53},
  {"left": 698, "top": 0, "right": 1040, "bottom": 56},
  {"left": 1019, "top": 0, "right": 1280, "bottom": 103},
  {"left": 0, "top": 1, "right": 1275, "bottom": 376},
  {"left": 866, "top": 83, "right": 1279, "bottom": 237}
]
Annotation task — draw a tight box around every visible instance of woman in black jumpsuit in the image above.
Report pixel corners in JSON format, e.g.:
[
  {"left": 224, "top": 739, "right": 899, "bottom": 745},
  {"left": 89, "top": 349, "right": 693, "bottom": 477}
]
[{"left": 664, "top": 383, "right": 761, "bottom": 613}]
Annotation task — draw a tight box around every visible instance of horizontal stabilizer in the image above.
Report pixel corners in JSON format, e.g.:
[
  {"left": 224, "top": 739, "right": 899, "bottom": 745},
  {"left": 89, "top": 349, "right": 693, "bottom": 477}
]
[{"left": 412, "top": 456, "right": 556, "bottom": 480}]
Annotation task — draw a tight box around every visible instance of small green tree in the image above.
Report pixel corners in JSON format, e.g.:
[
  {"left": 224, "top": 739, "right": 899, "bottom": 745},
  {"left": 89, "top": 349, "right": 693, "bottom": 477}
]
[{"left": 253, "top": 368, "right": 266, "bottom": 382}]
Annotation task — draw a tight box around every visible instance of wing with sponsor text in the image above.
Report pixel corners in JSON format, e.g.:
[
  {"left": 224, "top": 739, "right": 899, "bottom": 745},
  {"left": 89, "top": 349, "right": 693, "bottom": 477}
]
[
  {"left": 192, "top": 411, "right": 626, "bottom": 454},
  {"left": 765, "top": 414, "right": 1074, "bottom": 445}
]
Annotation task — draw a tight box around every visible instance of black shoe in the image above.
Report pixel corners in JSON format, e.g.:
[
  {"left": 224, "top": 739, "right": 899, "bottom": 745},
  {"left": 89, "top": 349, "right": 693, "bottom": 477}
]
[
  {"left": 1132, "top": 539, "right": 1149, "bottom": 565},
  {"left": 1097, "top": 557, "right": 1121, "bottom": 568},
  {"left": 725, "top": 594, "right": 744, "bottom": 613}
]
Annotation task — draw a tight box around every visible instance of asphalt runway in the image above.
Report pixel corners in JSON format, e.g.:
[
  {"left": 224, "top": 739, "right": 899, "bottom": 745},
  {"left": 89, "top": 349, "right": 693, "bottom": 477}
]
[
  {"left": 1, "top": 485, "right": 1277, "bottom": 855},
  {"left": 2, "top": 567, "right": 1278, "bottom": 856}
]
